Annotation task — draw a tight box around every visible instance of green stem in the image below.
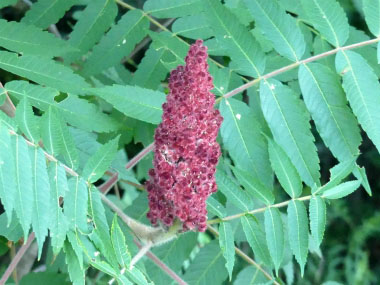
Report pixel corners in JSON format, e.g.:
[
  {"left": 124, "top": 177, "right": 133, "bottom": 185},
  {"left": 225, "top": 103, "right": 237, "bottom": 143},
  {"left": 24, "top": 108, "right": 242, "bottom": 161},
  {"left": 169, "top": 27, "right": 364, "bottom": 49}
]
[{"left": 207, "top": 195, "right": 312, "bottom": 224}]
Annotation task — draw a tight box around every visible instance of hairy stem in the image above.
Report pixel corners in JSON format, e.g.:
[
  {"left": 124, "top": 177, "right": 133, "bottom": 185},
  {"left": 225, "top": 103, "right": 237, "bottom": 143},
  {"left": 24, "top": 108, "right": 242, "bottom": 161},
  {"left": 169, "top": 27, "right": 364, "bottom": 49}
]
[
  {"left": 100, "top": 193, "right": 179, "bottom": 245},
  {"left": 207, "top": 226, "right": 279, "bottom": 285}
]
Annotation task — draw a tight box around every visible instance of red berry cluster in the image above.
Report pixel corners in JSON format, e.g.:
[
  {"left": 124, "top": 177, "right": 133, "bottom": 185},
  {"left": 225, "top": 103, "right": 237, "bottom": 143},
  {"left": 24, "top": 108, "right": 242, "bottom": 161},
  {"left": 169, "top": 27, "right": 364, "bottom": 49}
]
[{"left": 146, "top": 40, "right": 223, "bottom": 232}]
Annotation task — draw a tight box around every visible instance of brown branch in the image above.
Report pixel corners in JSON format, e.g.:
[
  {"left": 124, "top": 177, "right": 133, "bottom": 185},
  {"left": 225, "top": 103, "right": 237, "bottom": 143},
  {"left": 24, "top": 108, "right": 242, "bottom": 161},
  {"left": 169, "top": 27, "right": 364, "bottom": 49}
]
[
  {"left": 125, "top": 142, "right": 154, "bottom": 170},
  {"left": 0, "top": 233, "right": 35, "bottom": 285},
  {"left": 99, "top": 172, "right": 119, "bottom": 195}
]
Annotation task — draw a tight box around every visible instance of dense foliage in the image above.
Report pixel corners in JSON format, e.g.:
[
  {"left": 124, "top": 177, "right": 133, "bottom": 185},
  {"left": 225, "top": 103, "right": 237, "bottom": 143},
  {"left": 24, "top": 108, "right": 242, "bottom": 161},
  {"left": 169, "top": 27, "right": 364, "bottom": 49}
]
[{"left": 0, "top": 0, "right": 380, "bottom": 284}]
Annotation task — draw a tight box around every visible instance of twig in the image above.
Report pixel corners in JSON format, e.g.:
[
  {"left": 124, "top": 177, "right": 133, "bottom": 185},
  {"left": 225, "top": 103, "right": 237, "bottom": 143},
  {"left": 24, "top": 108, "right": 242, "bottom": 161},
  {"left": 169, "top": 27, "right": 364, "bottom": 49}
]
[
  {"left": 135, "top": 240, "right": 188, "bottom": 285},
  {"left": 0, "top": 233, "right": 35, "bottom": 285},
  {"left": 10, "top": 243, "right": 17, "bottom": 284},
  {"left": 207, "top": 195, "right": 312, "bottom": 224},
  {"left": 99, "top": 172, "right": 119, "bottom": 195},
  {"left": 125, "top": 142, "right": 154, "bottom": 170},
  {"left": 207, "top": 226, "right": 278, "bottom": 285}
]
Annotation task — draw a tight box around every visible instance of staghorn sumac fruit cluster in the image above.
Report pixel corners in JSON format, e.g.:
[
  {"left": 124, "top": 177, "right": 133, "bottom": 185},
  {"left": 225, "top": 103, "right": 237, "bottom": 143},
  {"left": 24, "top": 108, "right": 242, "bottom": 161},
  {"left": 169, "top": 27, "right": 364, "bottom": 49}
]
[{"left": 146, "top": 40, "right": 223, "bottom": 232}]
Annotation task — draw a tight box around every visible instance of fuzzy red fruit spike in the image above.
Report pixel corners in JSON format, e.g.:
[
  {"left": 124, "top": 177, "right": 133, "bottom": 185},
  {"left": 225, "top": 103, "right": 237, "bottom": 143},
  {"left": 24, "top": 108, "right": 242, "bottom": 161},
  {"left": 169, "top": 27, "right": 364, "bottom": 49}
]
[{"left": 146, "top": 40, "right": 223, "bottom": 232}]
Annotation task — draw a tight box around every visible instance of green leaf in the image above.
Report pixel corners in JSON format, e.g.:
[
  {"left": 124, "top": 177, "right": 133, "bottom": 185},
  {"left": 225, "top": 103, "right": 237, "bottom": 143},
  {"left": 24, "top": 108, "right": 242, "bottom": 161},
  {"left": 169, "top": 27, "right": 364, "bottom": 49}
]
[
  {"left": 322, "top": 180, "right": 361, "bottom": 199},
  {"left": 300, "top": 0, "right": 349, "bottom": 47},
  {"left": 12, "top": 135, "right": 34, "bottom": 240},
  {"left": 6, "top": 81, "right": 119, "bottom": 133},
  {"left": 219, "top": 222, "right": 235, "bottom": 280},
  {"left": 0, "top": 51, "right": 90, "bottom": 95},
  {"left": 317, "top": 159, "right": 356, "bottom": 193},
  {"left": 0, "top": 19, "right": 77, "bottom": 58},
  {"left": 336, "top": 50, "right": 380, "bottom": 154},
  {"left": 125, "top": 268, "right": 150, "bottom": 285},
  {"left": 131, "top": 46, "right": 167, "bottom": 90},
  {"left": 268, "top": 138, "right": 302, "bottom": 198},
  {"left": 215, "top": 171, "right": 254, "bottom": 212},
  {"left": 88, "top": 186, "right": 118, "bottom": 267},
  {"left": 219, "top": 98, "right": 273, "bottom": 188},
  {"left": 264, "top": 207, "right": 284, "bottom": 275},
  {"left": 55, "top": 111, "right": 79, "bottom": 170},
  {"left": 363, "top": 0, "right": 380, "bottom": 36},
  {"left": 347, "top": 27, "right": 380, "bottom": 79},
  {"left": 233, "top": 266, "right": 269, "bottom": 285},
  {"left": 82, "top": 9, "right": 149, "bottom": 76},
  {"left": 5, "top": 80, "right": 58, "bottom": 111},
  {"left": 22, "top": 0, "right": 76, "bottom": 29},
  {"left": 67, "top": 0, "right": 118, "bottom": 59},
  {"left": 15, "top": 98, "right": 40, "bottom": 143},
  {"left": 48, "top": 162, "right": 69, "bottom": 255},
  {"left": 309, "top": 196, "right": 326, "bottom": 247},
  {"left": 148, "top": 232, "right": 197, "bottom": 284},
  {"left": 207, "top": 196, "right": 226, "bottom": 218},
  {"left": 353, "top": 165, "right": 372, "bottom": 196},
  {"left": 57, "top": 95, "right": 120, "bottom": 133},
  {"left": 41, "top": 107, "right": 62, "bottom": 156},
  {"left": 30, "top": 147, "right": 51, "bottom": 259},
  {"left": 82, "top": 136, "right": 119, "bottom": 183},
  {"left": 0, "top": 213, "right": 23, "bottom": 242},
  {"left": 89, "top": 85, "right": 166, "bottom": 125},
  {"left": 63, "top": 240, "right": 85, "bottom": 285},
  {"left": 183, "top": 241, "right": 228, "bottom": 285},
  {"left": 0, "top": 0, "right": 17, "bottom": 9},
  {"left": 90, "top": 260, "right": 118, "bottom": 279},
  {"left": 232, "top": 166, "right": 274, "bottom": 205},
  {"left": 260, "top": 79, "right": 320, "bottom": 187},
  {"left": 143, "top": 0, "right": 202, "bottom": 18},
  {"left": 287, "top": 200, "right": 309, "bottom": 276},
  {"left": 299, "top": 63, "right": 361, "bottom": 162},
  {"left": 111, "top": 215, "right": 131, "bottom": 268},
  {"left": 172, "top": 14, "right": 213, "bottom": 40},
  {"left": 19, "top": 272, "right": 70, "bottom": 285},
  {"left": 202, "top": 0, "right": 265, "bottom": 77},
  {"left": 66, "top": 230, "right": 84, "bottom": 269},
  {"left": 64, "top": 177, "right": 88, "bottom": 233},
  {"left": 0, "top": 111, "right": 17, "bottom": 131},
  {"left": 241, "top": 215, "right": 272, "bottom": 266},
  {"left": 243, "top": 0, "right": 305, "bottom": 61},
  {"left": 0, "top": 126, "right": 16, "bottom": 223},
  {"left": 148, "top": 31, "right": 188, "bottom": 70}
]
